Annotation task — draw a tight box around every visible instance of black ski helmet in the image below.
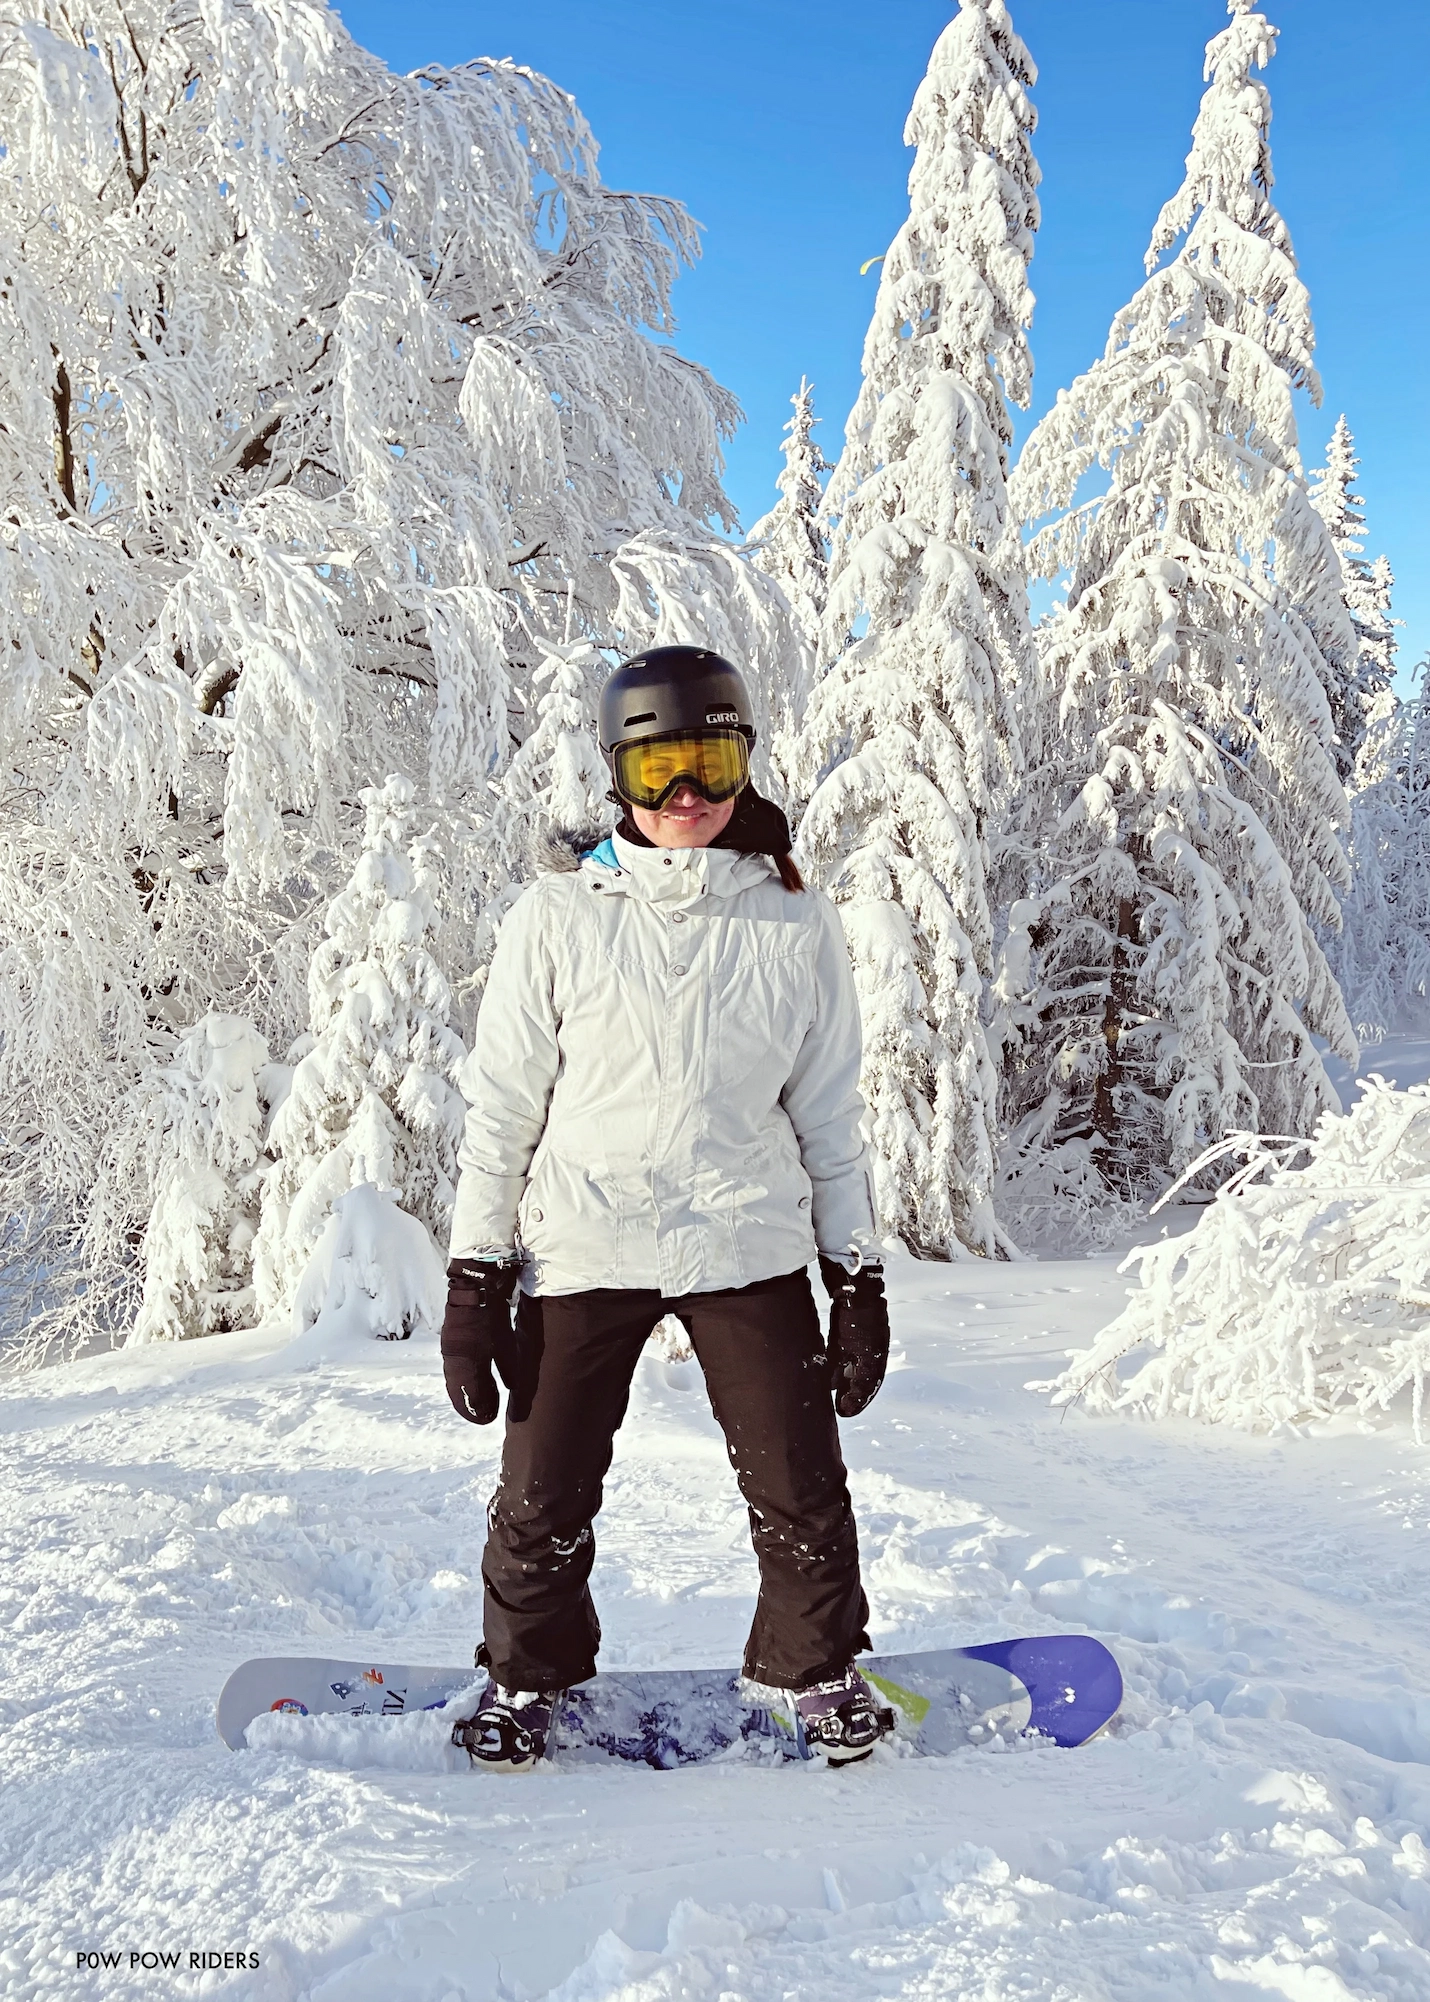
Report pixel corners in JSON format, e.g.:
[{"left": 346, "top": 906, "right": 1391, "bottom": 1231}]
[{"left": 598, "top": 646, "right": 756, "bottom": 755}]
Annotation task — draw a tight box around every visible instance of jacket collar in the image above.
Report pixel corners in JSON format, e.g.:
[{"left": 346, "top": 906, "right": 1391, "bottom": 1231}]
[{"left": 584, "top": 832, "right": 772, "bottom": 903}]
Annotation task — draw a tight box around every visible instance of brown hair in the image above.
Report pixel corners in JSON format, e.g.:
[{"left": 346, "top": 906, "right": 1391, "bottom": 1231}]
[{"left": 774, "top": 852, "right": 805, "bottom": 893}]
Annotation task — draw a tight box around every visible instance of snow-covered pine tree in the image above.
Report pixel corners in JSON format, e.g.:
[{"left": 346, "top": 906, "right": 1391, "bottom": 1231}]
[
  {"left": 1303, "top": 422, "right": 1401, "bottom": 1042},
  {"left": 0, "top": 0, "right": 799, "bottom": 1352},
  {"left": 253, "top": 776, "right": 468, "bottom": 1323},
  {"left": 794, "top": 0, "right": 1040, "bottom": 1258},
  {"left": 128, "top": 1015, "right": 273, "bottom": 1344},
  {"left": 1309, "top": 416, "right": 1398, "bottom": 778},
  {"left": 1331, "top": 667, "right": 1430, "bottom": 1040},
  {"left": 746, "top": 378, "right": 831, "bottom": 656},
  {"left": 492, "top": 639, "right": 612, "bottom": 875},
  {"left": 1389, "top": 683, "right": 1430, "bottom": 1019},
  {"left": 1004, "top": 0, "right": 1356, "bottom": 1214}
]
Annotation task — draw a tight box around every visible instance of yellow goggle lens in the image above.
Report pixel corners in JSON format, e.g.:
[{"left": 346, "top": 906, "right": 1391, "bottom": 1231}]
[{"left": 612, "top": 730, "right": 749, "bottom": 810}]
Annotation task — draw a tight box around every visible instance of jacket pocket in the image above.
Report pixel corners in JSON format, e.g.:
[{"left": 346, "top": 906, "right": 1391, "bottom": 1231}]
[{"left": 518, "top": 1148, "right": 622, "bottom": 1252}]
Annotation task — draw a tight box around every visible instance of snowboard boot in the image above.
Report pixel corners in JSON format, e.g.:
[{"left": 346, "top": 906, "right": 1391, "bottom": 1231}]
[
  {"left": 451, "top": 1683, "right": 561, "bottom": 1772},
  {"left": 793, "top": 1664, "right": 894, "bottom": 1766}
]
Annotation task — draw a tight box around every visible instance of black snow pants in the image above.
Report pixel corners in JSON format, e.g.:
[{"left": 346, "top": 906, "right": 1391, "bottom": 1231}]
[{"left": 480, "top": 1266, "right": 870, "bottom": 1692}]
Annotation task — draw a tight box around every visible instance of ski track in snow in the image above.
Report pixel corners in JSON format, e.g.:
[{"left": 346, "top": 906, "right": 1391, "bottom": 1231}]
[{"left": 3, "top": 1247, "right": 1430, "bottom": 2000}]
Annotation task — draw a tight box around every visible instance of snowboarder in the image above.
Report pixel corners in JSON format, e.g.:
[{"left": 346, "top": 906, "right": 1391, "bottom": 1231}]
[{"left": 441, "top": 646, "right": 891, "bottom": 1769}]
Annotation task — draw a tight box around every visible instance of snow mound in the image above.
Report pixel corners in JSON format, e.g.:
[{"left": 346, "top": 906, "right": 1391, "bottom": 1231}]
[
  {"left": 1046, "top": 1077, "right": 1430, "bottom": 1435},
  {"left": 288, "top": 1180, "right": 446, "bottom": 1354},
  {"left": 245, "top": 1680, "right": 485, "bottom": 1772}
]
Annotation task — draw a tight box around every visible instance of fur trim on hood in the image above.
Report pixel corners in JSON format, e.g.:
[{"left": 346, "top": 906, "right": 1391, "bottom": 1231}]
[{"left": 527, "top": 821, "right": 610, "bottom": 877}]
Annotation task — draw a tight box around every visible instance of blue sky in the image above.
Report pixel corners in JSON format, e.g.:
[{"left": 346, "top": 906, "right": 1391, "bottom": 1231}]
[{"left": 336, "top": 0, "right": 1430, "bottom": 679}]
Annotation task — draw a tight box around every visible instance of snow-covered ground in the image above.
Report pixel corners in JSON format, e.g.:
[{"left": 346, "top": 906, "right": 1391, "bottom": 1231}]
[
  {"left": 1322, "top": 1030, "right": 1430, "bottom": 1104},
  {"left": 4, "top": 1244, "right": 1430, "bottom": 2001}
]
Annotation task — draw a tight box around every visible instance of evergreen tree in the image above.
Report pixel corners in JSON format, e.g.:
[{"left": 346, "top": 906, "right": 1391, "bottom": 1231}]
[
  {"left": 254, "top": 776, "right": 467, "bottom": 1320},
  {"left": 795, "top": 0, "right": 1040, "bottom": 1259},
  {"left": 1331, "top": 668, "right": 1430, "bottom": 1040},
  {"left": 746, "top": 378, "right": 831, "bottom": 656},
  {"left": 1393, "top": 685, "right": 1430, "bottom": 1017},
  {"left": 129, "top": 1015, "right": 273, "bottom": 1343},
  {"left": 1309, "top": 415, "right": 1398, "bottom": 775},
  {"left": 493, "top": 640, "right": 612, "bottom": 869},
  {"left": 1004, "top": 0, "right": 1356, "bottom": 1213}
]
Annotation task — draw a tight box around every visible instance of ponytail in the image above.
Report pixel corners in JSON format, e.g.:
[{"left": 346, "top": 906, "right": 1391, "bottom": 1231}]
[{"left": 774, "top": 852, "right": 806, "bottom": 894}]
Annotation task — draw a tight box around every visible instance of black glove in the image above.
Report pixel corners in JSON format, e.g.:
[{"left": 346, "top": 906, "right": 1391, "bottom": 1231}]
[
  {"left": 441, "top": 1258, "right": 523, "bottom": 1424},
  {"left": 818, "top": 1256, "right": 890, "bottom": 1418}
]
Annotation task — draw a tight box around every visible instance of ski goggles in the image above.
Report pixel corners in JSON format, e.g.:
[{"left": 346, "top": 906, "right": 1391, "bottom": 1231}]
[{"left": 609, "top": 728, "right": 750, "bottom": 810}]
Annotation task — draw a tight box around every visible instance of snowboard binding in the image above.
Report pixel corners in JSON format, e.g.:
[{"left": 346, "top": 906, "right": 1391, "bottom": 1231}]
[
  {"left": 451, "top": 1683, "right": 563, "bottom": 1772},
  {"left": 793, "top": 1665, "right": 895, "bottom": 1766}
]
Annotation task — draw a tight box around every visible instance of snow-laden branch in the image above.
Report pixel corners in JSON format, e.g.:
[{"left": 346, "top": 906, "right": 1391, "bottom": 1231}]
[{"left": 1045, "top": 1078, "right": 1430, "bottom": 1441}]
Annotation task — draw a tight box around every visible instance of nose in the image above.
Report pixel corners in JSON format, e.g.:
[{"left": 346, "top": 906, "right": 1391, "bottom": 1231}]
[{"left": 667, "top": 784, "right": 703, "bottom": 808}]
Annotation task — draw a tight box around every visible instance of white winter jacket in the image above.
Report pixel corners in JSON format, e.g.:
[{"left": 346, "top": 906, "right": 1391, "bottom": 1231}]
[{"left": 450, "top": 831, "right": 878, "bottom": 1296}]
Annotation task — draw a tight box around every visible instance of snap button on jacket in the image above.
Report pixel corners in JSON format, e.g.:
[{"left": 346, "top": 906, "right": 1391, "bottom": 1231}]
[{"left": 450, "top": 832, "right": 878, "bottom": 1296}]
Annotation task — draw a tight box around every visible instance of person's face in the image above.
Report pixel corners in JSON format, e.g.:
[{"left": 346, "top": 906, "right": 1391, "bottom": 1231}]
[{"left": 630, "top": 782, "right": 738, "bottom": 848}]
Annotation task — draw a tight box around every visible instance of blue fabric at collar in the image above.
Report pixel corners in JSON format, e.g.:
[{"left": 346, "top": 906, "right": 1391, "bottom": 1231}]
[{"left": 587, "top": 836, "right": 620, "bottom": 870}]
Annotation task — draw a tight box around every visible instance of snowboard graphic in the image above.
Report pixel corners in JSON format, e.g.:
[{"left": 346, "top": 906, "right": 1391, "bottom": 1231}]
[{"left": 217, "top": 1635, "right": 1121, "bottom": 1765}]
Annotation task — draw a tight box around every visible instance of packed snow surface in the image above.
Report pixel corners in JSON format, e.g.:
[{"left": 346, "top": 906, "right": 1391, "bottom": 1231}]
[{"left": 4, "top": 1247, "right": 1430, "bottom": 2000}]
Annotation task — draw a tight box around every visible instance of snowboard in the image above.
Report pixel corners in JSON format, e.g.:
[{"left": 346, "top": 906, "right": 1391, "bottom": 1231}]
[{"left": 217, "top": 1635, "right": 1121, "bottom": 1765}]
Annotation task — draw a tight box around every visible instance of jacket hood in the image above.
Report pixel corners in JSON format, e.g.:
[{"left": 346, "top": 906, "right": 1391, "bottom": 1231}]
[
  {"left": 526, "top": 821, "right": 772, "bottom": 901},
  {"left": 594, "top": 836, "right": 773, "bottom": 903},
  {"left": 527, "top": 821, "right": 609, "bottom": 877}
]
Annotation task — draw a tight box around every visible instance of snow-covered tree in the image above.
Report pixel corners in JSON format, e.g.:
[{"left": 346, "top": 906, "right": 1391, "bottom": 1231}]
[
  {"left": 0, "top": 0, "right": 799, "bottom": 1351},
  {"left": 491, "top": 639, "right": 612, "bottom": 876},
  {"left": 746, "top": 378, "right": 830, "bottom": 657},
  {"left": 1309, "top": 416, "right": 1398, "bottom": 776},
  {"left": 1004, "top": 0, "right": 1356, "bottom": 1212},
  {"left": 289, "top": 1182, "right": 447, "bottom": 1348},
  {"left": 128, "top": 1014, "right": 272, "bottom": 1344},
  {"left": 253, "top": 776, "right": 467, "bottom": 1321},
  {"left": 1331, "top": 669, "right": 1430, "bottom": 1040},
  {"left": 610, "top": 533, "right": 796, "bottom": 769},
  {"left": 794, "top": 0, "right": 1040, "bottom": 1259},
  {"left": 1046, "top": 1078, "right": 1430, "bottom": 1442}
]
